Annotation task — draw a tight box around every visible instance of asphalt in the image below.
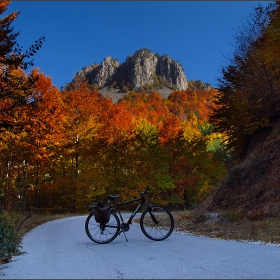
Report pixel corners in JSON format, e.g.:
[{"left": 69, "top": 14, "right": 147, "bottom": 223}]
[{"left": 1, "top": 215, "right": 280, "bottom": 279}]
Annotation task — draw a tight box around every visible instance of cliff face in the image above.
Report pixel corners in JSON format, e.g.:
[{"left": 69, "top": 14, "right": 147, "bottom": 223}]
[
  {"left": 75, "top": 48, "right": 188, "bottom": 91},
  {"left": 157, "top": 54, "right": 188, "bottom": 90},
  {"left": 94, "top": 57, "right": 120, "bottom": 87},
  {"left": 127, "top": 49, "right": 159, "bottom": 89},
  {"left": 77, "top": 57, "right": 120, "bottom": 87}
]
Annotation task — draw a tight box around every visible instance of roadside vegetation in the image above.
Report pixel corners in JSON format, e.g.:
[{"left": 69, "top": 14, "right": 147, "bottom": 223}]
[
  {"left": 0, "top": 212, "right": 74, "bottom": 263},
  {"left": 172, "top": 211, "right": 280, "bottom": 245}
]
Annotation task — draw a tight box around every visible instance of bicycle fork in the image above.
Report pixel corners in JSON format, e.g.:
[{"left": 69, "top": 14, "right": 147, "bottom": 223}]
[{"left": 147, "top": 204, "right": 159, "bottom": 224}]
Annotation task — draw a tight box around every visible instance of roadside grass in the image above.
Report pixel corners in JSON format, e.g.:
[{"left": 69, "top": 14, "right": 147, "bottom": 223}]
[{"left": 172, "top": 211, "right": 280, "bottom": 245}]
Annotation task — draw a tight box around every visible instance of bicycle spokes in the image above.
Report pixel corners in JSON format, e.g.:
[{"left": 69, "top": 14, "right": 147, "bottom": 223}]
[
  {"left": 140, "top": 206, "right": 174, "bottom": 241},
  {"left": 85, "top": 211, "right": 120, "bottom": 244}
]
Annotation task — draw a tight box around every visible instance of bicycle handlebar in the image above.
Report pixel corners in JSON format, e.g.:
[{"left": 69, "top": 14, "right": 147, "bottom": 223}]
[{"left": 107, "top": 186, "right": 149, "bottom": 202}]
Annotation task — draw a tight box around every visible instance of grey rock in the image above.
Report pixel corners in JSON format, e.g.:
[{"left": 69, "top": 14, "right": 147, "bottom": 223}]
[
  {"left": 95, "top": 57, "right": 120, "bottom": 86},
  {"left": 157, "top": 55, "right": 188, "bottom": 90},
  {"left": 126, "top": 49, "right": 158, "bottom": 89},
  {"left": 75, "top": 48, "right": 188, "bottom": 91}
]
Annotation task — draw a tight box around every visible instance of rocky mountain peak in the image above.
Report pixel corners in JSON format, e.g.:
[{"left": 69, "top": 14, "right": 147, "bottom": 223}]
[{"left": 75, "top": 48, "right": 188, "bottom": 91}]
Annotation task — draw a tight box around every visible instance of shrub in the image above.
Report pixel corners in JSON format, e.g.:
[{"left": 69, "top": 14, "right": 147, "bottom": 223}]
[
  {"left": 0, "top": 212, "right": 20, "bottom": 263},
  {"left": 222, "top": 211, "right": 244, "bottom": 222}
]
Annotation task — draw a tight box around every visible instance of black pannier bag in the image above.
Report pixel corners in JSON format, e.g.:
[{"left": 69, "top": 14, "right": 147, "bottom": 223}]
[{"left": 94, "top": 202, "right": 112, "bottom": 224}]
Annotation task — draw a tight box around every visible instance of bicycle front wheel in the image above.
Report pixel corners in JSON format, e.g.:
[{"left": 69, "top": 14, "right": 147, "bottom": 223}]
[
  {"left": 85, "top": 211, "right": 120, "bottom": 244},
  {"left": 140, "top": 206, "right": 174, "bottom": 241}
]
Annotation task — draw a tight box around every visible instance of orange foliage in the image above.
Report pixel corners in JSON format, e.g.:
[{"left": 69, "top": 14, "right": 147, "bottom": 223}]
[
  {"left": 159, "top": 115, "right": 183, "bottom": 146},
  {"left": 0, "top": 69, "right": 225, "bottom": 211}
]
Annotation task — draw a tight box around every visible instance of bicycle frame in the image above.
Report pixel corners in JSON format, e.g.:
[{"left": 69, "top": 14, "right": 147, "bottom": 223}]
[{"left": 113, "top": 195, "right": 148, "bottom": 225}]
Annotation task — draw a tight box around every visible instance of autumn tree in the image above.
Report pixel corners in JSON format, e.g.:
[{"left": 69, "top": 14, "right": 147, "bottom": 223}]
[
  {"left": 0, "top": 1, "right": 45, "bottom": 131},
  {"left": 0, "top": 2, "right": 45, "bottom": 211},
  {"left": 90, "top": 101, "right": 137, "bottom": 199},
  {"left": 0, "top": 69, "right": 63, "bottom": 212},
  {"left": 120, "top": 90, "right": 169, "bottom": 125},
  {"left": 20, "top": 70, "right": 63, "bottom": 212},
  {"left": 158, "top": 114, "right": 201, "bottom": 207},
  {"left": 56, "top": 77, "right": 107, "bottom": 212},
  {"left": 212, "top": 2, "right": 280, "bottom": 159}
]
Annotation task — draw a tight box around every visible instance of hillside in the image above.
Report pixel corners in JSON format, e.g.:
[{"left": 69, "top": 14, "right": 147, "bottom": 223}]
[
  {"left": 206, "top": 121, "right": 280, "bottom": 218},
  {"left": 98, "top": 86, "right": 174, "bottom": 103}
]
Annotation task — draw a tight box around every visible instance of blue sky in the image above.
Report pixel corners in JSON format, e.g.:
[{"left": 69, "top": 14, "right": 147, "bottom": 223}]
[{"left": 7, "top": 1, "right": 271, "bottom": 90}]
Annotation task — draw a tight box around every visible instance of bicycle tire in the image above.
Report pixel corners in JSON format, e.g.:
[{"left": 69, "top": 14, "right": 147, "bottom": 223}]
[
  {"left": 140, "top": 205, "right": 174, "bottom": 241},
  {"left": 85, "top": 210, "right": 120, "bottom": 244}
]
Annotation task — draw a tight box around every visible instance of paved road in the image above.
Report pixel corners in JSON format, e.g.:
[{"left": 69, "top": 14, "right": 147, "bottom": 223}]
[{"left": 1, "top": 215, "right": 280, "bottom": 279}]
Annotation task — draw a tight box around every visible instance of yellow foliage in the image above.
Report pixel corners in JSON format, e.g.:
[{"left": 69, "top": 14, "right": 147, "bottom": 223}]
[
  {"left": 196, "top": 181, "right": 215, "bottom": 202},
  {"left": 181, "top": 120, "right": 202, "bottom": 142}
]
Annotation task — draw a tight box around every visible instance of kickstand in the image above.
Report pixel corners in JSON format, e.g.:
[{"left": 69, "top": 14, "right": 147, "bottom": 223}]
[{"left": 122, "top": 231, "right": 128, "bottom": 242}]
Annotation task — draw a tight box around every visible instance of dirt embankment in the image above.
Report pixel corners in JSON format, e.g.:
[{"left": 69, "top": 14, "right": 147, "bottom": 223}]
[{"left": 206, "top": 121, "right": 280, "bottom": 218}]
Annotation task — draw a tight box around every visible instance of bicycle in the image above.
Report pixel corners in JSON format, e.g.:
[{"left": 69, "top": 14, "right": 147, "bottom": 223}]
[{"left": 85, "top": 186, "right": 174, "bottom": 244}]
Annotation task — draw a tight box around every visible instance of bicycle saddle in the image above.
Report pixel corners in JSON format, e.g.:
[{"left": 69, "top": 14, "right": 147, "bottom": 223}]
[{"left": 108, "top": 195, "right": 119, "bottom": 200}]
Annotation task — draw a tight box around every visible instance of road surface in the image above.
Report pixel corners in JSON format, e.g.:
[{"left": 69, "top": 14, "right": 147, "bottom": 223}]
[{"left": 1, "top": 215, "right": 280, "bottom": 279}]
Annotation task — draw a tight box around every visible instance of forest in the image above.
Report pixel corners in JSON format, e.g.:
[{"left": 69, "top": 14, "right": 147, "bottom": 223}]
[
  {"left": 0, "top": 67, "right": 227, "bottom": 213},
  {"left": 0, "top": 1, "right": 280, "bottom": 216}
]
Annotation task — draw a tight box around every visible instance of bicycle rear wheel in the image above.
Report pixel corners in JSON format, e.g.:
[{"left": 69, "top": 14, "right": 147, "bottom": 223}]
[
  {"left": 140, "top": 206, "right": 174, "bottom": 241},
  {"left": 85, "top": 211, "right": 120, "bottom": 244}
]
